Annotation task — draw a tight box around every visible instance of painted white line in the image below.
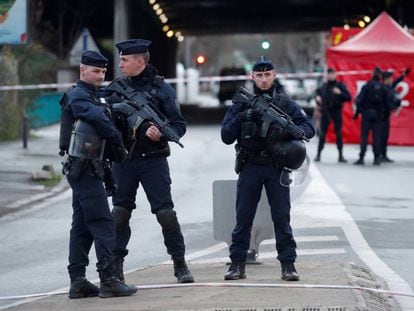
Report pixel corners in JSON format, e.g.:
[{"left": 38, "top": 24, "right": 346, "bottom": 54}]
[
  {"left": 261, "top": 235, "right": 339, "bottom": 245},
  {"left": 259, "top": 248, "right": 346, "bottom": 258},
  {"left": 161, "top": 242, "right": 228, "bottom": 264},
  {"left": 189, "top": 248, "right": 346, "bottom": 265},
  {"left": 293, "top": 163, "right": 414, "bottom": 310},
  {"left": 165, "top": 235, "right": 341, "bottom": 265},
  {"left": 185, "top": 242, "right": 228, "bottom": 260}
]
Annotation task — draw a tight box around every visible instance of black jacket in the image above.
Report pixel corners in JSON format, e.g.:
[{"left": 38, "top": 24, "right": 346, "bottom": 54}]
[
  {"left": 221, "top": 87, "right": 315, "bottom": 147},
  {"left": 316, "top": 80, "right": 351, "bottom": 112},
  {"left": 102, "top": 65, "right": 186, "bottom": 157}
]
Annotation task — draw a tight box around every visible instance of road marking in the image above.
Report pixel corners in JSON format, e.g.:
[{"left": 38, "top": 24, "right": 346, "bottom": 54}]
[
  {"left": 162, "top": 235, "right": 341, "bottom": 264},
  {"left": 295, "top": 163, "right": 414, "bottom": 310},
  {"left": 261, "top": 235, "right": 339, "bottom": 245},
  {"left": 189, "top": 248, "right": 346, "bottom": 264},
  {"left": 185, "top": 242, "right": 228, "bottom": 260}
]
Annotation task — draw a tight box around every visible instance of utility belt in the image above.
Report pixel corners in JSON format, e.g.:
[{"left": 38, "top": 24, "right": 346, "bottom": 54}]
[
  {"left": 235, "top": 145, "right": 274, "bottom": 174},
  {"left": 131, "top": 145, "right": 170, "bottom": 159},
  {"left": 243, "top": 148, "right": 274, "bottom": 165},
  {"left": 62, "top": 156, "right": 117, "bottom": 196},
  {"left": 62, "top": 156, "right": 104, "bottom": 179}
]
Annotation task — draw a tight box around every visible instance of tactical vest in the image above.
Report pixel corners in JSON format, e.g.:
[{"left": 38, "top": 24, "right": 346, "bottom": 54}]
[
  {"left": 109, "top": 75, "right": 164, "bottom": 111},
  {"left": 367, "top": 81, "right": 385, "bottom": 109},
  {"left": 239, "top": 91, "right": 289, "bottom": 155},
  {"left": 107, "top": 75, "right": 171, "bottom": 157},
  {"left": 59, "top": 87, "right": 110, "bottom": 156}
]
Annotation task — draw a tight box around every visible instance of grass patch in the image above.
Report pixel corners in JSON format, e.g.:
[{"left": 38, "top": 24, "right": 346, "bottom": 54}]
[{"left": 33, "top": 174, "right": 62, "bottom": 188}]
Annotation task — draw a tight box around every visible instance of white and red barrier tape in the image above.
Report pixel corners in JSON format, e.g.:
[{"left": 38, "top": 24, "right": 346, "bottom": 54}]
[
  {"left": 0, "top": 70, "right": 373, "bottom": 92},
  {"left": 0, "top": 281, "right": 413, "bottom": 300}
]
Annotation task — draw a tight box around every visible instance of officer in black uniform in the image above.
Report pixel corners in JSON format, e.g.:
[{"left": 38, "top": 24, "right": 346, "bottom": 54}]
[
  {"left": 380, "top": 69, "right": 410, "bottom": 162},
  {"left": 101, "top": 39, "right": 194, "bottom": 284},
  {"left": 221, "top": 57, "right": 315, "bottom": 281},
  {"left": 353, "top": 67, "right": 389, "bottom": 166},
  {"left": 314, "top": 68, "right": 351, "bottom": 163},
  {"left": 59, "top": 51, "right": 137, "bottom": 299}
]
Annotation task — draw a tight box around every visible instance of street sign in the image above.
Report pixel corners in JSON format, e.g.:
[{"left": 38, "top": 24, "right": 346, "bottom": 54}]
[{"left": 69, "top": 28, "right": 100, "bottom": 66}]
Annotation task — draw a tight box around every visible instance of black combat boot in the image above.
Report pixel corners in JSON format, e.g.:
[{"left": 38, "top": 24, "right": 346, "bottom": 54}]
[
  {"left": 382, "top": 155, "right": 394, "bottom": 163},
  {"left": 113, "top": 257, "right": 125, "bottom": 283},
  {"left": 69, "top": 276, "right": 99, "bottom": 299},
  {"left": 98, "top": 271, "right": 137, "bottom": 298},
  {"left": 281, "top": 262, "right": 299, "bottom": 281},
  {"left": 224, "top": 262, "right": 246, "bottom": 280},
  {"left": 338, "top": 151, "right": 347, "bottom": 163},
  {"left": 173, "top": 257, "right": 194, "bottom": 283},
  {"left": 354, "top": 158, "right": 364, "bottom": 165},
  {"left": 373, "top": 157, "right": 381, "bottom": 166}
]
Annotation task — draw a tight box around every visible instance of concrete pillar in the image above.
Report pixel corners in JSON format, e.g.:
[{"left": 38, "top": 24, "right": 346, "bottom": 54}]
[
  {"left": 113, "top": 0, "right": 129, "bottom": 77},
  {"left": 186, "top": 68, "right": 199, "bottom": 102},
  {"left": 176, "top": 63, "right": 186, "bottom": 103}
]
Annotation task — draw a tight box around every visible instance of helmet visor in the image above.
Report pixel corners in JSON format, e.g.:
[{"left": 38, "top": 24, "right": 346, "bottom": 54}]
[{"left": 280, "top": 154, "right": 310, "bottom": 187}]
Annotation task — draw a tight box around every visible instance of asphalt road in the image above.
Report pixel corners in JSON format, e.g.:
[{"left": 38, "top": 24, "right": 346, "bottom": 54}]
[
  {"left": 310, "top": 141, "right": 414, "bottom": 292},
  {"left": 0, "top": 125, "right": 412, "bottom": 310}
]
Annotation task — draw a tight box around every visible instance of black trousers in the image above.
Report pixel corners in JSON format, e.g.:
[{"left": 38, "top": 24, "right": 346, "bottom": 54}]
[
  {"left": 112, "top": 156, "right": 185, "bottom": 259},
  {"left": 317, "top": 108, "right": 343, "bottom": 154},
  {"left": 380, "top": 115, "right": 391, "bottom": 157},
  {"left": 359, "top": 109, "right": 382, "bottom": 159},
  {"left": 67, "top": 170, "right": 115, "bottom": 280},
  {"left": 229, "top": 162, "right": 297, "bottom": 264}
]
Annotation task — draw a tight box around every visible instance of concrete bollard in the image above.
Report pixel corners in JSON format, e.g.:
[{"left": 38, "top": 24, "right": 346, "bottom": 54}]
[{"left": 213, "top": 177, "right": 310, "bottom": 264}]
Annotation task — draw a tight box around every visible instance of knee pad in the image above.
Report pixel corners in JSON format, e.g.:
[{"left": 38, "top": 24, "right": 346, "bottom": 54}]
[
  {"left": 156, "top": 209, "right": 180, "bottom": 232},
  {"left": 111, "top": 206, "right": 131, "bottom": 231}
]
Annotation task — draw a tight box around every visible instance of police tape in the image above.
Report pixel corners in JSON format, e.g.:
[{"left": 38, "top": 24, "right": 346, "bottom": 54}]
[
  {"left": 1, "top": 281, "right": 413, "bottom": 300},
  {"left": 0, "top": 70, "right": 373, "bottom": 91}
]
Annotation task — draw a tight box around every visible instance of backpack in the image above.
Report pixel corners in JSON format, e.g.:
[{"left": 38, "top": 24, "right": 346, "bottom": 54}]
[{"left": 368, "top": 81, "right": 384, "bottom": 106}]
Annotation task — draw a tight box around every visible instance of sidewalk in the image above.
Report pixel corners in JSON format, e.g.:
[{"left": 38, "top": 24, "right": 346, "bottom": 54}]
[
  {"left": 0, "top": 124, "right": 405, "bottom": 311},
  {"left": 3, "top": 260, "right": 400, "bottom": 311},
  {"left": 0, "top": 124, "right": 67, "bottom": 217}
]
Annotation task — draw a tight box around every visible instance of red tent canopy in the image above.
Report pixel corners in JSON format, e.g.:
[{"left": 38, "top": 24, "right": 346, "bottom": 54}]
[{"left": 326, "top": 12, "right": 414, "bottom": 145}]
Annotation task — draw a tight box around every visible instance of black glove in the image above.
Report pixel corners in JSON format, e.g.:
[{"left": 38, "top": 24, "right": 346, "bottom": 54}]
[
  {"left": 404, "top": 68, "right": 411, "bottom": 76},
  {"left": 104, "top": 178, "right": 117, "bottom": 197},
  {"left": 238, "top": 108, "right": 256, "bottom": 121},
  {"left": 267, "top": 123, "right": 291, "bottom": 142},
  {"left": 112, "top": 146, "right": 128, "bottom": 163}
]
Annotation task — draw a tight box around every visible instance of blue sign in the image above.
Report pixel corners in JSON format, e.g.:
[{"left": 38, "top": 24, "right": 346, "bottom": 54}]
[{"left": 0, "top": 0, "right": 27, "bottom": 45}]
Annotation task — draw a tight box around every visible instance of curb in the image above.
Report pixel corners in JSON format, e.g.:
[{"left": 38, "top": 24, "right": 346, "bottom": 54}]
[{"left": 2, "top": 177, "right": 69, "bottom": 216}]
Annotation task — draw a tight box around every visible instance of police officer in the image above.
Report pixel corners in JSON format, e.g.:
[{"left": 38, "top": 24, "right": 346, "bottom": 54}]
[
  {"left": 221, "top": 56, "right": 315, "bottom": 281},
  {"left": 314, "top": 68, "right": 351, "bottom": 163},
  {"left": 353, "top": 67, "right": 389, "bottom": 166},
  {"left": 101, "top": 39, "right": 194, "bottom": 283},
  {"left": 59, "top": 51, "right": 137, "bottom": 298},
  {"left": 380, "top": 69, "right": 410, "bottom": 162}
]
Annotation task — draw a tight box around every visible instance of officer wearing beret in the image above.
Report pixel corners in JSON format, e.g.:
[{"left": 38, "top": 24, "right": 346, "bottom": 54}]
[
  {"left": 314, "top": 68, "right": 351, "bottom": 163},
  {"left": 379, "top": 69, "right": 409, "bottom": 162},
  {"left": 101, "top": 39, "right": 193, "bottom": 283},
  {"left": 59, "top": 50, "right": 137, "bottom": 298},
  {"left": 221, "top": 56, "right": 315, "bottom": 281}
]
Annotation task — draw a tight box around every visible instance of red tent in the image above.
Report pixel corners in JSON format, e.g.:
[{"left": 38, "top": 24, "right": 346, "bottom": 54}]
[{"left": 326, "top": 12, "right": 414, "bottom": 145}]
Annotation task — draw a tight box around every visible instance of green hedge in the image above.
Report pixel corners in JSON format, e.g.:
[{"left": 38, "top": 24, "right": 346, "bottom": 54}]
[{"left": 0, "top": 44, "right": 60, "bottom": 141}]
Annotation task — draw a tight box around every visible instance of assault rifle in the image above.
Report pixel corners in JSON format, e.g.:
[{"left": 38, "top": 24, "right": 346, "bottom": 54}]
[
  {"left": 106, "top": 79, "right": 184, "bottom": 148},
  {"left": 232, "top": 86, "right": 309, "bottom": 142}
]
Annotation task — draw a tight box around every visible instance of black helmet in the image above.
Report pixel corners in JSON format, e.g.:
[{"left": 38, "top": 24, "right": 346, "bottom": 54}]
[{"left": 270, "top": 139, "right": 306, "bottom": 170}]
